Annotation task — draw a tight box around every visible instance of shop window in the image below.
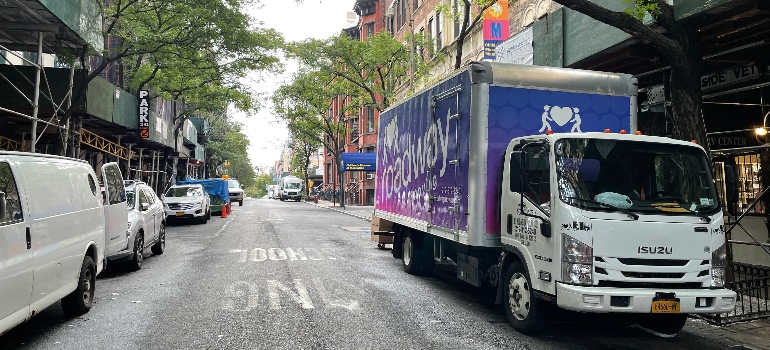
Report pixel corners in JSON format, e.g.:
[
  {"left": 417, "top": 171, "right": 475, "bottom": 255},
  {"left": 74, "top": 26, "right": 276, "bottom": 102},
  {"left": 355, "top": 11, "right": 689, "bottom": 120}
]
[{"left": 714, "top": 153, "right": 764, "bottom": 214}]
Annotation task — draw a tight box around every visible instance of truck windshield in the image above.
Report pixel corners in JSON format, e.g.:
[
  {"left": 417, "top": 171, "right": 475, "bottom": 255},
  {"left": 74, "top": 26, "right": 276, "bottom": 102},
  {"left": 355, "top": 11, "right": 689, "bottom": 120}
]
[{"left": 555, "top": 138, "right": 719, "bottom": 216}]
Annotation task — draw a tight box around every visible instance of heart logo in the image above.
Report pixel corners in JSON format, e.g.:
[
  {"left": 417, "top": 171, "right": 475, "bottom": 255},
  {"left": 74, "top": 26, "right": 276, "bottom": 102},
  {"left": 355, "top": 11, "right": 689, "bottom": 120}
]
[{"left": 549, "top": 106, "right": 573, "bottom": 127}]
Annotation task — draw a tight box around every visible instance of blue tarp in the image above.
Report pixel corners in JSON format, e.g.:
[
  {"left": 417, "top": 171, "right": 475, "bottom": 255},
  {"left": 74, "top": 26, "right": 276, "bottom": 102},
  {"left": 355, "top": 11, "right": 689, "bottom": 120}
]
[
  {"left": 340, "top": 152, "right": 376, "bottom": 171},
  {"left": 177, "top": 178, "right": 229, "bottom": 203}
]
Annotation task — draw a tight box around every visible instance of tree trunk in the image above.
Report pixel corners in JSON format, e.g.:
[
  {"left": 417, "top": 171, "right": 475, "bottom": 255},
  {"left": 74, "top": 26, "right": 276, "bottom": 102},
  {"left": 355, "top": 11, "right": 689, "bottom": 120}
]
[{"left": 660, "top": 26, "right": 708, "bottom": 149}]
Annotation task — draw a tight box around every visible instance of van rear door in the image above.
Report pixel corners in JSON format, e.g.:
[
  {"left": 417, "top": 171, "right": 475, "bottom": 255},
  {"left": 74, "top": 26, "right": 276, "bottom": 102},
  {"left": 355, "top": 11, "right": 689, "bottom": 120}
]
[
  {"left": 0, "top": 160, "right": 33, "bottom": 332},
  {"left": 101, "top": 163, "right": 128, "bottom": 260}
]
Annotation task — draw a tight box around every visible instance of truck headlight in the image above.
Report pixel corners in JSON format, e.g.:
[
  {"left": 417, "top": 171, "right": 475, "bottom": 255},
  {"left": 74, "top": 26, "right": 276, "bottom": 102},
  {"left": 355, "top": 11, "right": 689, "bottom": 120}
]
[
  {"left": 562, "top": 234, "right": 593, "bottom": 285},
  {"left": 711, "top": 243, "right": 727, "bottom": 287}
]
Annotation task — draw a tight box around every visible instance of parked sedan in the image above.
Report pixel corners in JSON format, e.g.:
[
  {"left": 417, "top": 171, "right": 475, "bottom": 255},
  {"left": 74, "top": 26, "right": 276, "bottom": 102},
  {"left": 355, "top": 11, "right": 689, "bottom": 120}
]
[
  {"left": 163, "top": 184, "right": 211, "bottom": 224},
  {"left": 108, "top": 182, "right": 165, "bottom": 271}
]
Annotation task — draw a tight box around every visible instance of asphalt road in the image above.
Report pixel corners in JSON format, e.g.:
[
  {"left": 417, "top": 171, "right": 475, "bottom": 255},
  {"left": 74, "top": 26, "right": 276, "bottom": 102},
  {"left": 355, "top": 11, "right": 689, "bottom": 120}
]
[{"left": 0, "top": 199, "right": 747, "bottom": 349}]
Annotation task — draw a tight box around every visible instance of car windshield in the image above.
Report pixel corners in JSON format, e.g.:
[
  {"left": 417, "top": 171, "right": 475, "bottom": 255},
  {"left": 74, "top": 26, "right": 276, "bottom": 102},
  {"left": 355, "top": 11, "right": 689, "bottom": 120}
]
[
  {"left": 555, "top": 138, "right": 719, "bottom": 216},
  {"left": 126, "top": 191, "right": 135, "bottom": 209},
  {"left": 228, "top": 180, "right": 240, "bottom": 188},
  {"left": 166, "top": 187, "right": 200, "bottom": 197},
  {"left": 285, "top": 182, "right": 301, "bottom": 190}
]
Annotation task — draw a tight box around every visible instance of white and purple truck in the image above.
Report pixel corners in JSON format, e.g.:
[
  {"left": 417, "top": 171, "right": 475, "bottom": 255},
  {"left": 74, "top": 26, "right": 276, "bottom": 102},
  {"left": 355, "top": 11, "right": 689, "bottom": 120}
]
[{"left": 373, "top": 62, "right": 736, "bottom": 336}]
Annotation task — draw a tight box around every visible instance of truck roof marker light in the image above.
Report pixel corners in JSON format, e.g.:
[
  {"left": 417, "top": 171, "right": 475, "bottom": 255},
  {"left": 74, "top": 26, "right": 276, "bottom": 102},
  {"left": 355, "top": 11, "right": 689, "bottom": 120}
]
[
  {"left": 604, "top": 129, "right": 611, "bottom": 133},
  {"left": 635, "top": 131, "right": 643, "bottom": 135},
  {"left": 620, "top": 130, "right": 627, "bottom": 134},
  {"left": 691, "top": 140, "right": 698, "bottom": 144},
  {"left": 545, "top": 129, "right": 553, "bottom": 135}
]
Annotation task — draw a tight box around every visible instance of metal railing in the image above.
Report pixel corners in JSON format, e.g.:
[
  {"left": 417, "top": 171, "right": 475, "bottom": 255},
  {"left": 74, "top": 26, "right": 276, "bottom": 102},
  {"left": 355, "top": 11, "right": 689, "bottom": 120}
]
[{"left": 698, "top": 263, "right": 770, "bottom": 325}]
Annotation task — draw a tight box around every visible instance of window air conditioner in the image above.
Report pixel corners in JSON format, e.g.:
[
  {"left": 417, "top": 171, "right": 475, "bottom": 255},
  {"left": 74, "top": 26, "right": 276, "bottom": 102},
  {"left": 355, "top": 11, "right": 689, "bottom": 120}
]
[{"left": 366, "top": 173, "right": 375, "bottom": 180}]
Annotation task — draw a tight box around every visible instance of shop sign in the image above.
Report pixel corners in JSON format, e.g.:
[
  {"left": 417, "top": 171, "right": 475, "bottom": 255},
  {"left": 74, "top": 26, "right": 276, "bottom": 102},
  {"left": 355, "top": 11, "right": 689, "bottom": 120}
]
[
  {"left": 701, "top": 64, "right": 759, "bottom": 91},
  {"left": 482, "top": 1, "right": 509, "bottom": 60},
  {"left": 138, "top": 90, "right": 150, "bottom": 139}
]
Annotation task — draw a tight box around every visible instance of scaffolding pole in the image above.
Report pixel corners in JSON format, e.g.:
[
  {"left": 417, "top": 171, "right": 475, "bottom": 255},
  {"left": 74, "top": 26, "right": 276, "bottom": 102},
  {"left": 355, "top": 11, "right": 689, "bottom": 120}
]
[{"left": 30, "top": 32, "right": 43, "bottom": 153}]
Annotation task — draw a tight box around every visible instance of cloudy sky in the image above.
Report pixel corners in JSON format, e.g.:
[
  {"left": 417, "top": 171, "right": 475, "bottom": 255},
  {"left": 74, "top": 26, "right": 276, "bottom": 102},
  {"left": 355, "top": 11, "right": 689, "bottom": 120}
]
[{"left": 233, "top": 0, "right": 357, "bottom": 169}]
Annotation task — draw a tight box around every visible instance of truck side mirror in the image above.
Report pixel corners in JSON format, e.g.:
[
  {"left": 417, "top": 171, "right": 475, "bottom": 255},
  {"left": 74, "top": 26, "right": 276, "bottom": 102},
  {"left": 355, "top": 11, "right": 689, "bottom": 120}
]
[
  {"left": 540, "top": 221, "right": 552, "bottom": 238},
  {"left": 0, "top": 191, "right": 6, "bottom": 219},
  {"left": 509, "top": 151, "right": 528, "bottom": 193}
]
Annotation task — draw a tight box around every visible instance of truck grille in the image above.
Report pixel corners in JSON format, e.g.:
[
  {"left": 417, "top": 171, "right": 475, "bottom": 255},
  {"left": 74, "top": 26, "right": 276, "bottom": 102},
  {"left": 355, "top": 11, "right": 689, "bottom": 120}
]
[
  {"left": 616, "top": 258, "right": 689, "bottom": 266},
  {"left": 597, "top": 281, "right": 702, "bottom": 289},
  {"left": 168, "top": 203, "right": 193, "bottom": 210},
  {"left": 620, "top": 271, "right": 685, "bottom": 279}
]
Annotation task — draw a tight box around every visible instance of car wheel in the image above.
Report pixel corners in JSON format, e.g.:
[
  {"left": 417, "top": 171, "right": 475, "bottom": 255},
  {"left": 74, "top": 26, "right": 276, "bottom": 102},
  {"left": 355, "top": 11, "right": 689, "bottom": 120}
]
[
  {"left": 152, "top": 223, "right": 166, "bottom": 255},
  {"left": 61, "top": 256, "right": 95, "bottom": 316},
  {"left": 206, "top": 209, "right": 211, "bottom": 220},
  {"left": 129, "top": 233, "right": 144, "bottom": 271},
  {"left": 503, "top": 261, "right": 547, "bottom": 334},
  {"left": 199, "top": 214, "right": 208, "bottom": 224}
]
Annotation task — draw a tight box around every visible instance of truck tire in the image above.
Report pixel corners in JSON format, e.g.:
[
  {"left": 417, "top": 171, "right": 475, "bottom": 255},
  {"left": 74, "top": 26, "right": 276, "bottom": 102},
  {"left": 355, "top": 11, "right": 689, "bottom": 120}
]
[
  {"left": 402, "top": 232, "right": 434, "bottom": 275},
  {"left": 503, "top": 261, "right": 547, "bottom": 334},
  {"left": 638, "top": 314, "right": 688, "bottom": 337},
  {"left": 61, "top": 256, "right": 96, "bottom": 317},
  {"left": 239, "top": 200, "right": 243, "bottom": 206}
]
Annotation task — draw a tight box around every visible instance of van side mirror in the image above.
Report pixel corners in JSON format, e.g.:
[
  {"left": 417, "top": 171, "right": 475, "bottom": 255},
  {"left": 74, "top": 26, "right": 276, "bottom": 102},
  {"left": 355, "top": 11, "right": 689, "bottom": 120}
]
[
  {"left": 0, "top": 191, "right": 6, "bottom": 219},
  {"left": 509, "top": 151, "right": 528, "bottom": 193},
  {"left": 141, "top": 203, "right": 150, "bottom": 211}
]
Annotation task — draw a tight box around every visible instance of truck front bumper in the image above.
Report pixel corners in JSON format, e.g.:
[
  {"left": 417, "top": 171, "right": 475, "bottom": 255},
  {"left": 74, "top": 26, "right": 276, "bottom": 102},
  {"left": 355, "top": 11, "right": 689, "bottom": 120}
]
[{"left": 556, "top": 282, "right": 736, "bottom": 314}]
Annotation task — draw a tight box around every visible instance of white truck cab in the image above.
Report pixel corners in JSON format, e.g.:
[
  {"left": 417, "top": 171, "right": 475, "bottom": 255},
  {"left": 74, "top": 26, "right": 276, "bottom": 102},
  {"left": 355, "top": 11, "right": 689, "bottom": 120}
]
[{"left": 501, "top": 132, "right": 735, "bottom": 334}]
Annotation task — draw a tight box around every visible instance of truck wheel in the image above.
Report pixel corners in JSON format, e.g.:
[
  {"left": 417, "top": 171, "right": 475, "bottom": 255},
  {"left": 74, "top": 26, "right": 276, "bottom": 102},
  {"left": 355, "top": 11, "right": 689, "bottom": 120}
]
[
  {"left": 129, "top": 233, "right": 144, "bottom": 271},
  {"left": 151, "top": 223, "right": 166, "bottom": 255},
  {"left": 503, "top": 261, "right": 546, "bottom": 334},
  {"left": 61, "top": 256, "right": 95, "bottom": 316},
  {"left": 402, "top": 232, "right": 434, "bottom": 275},
  {"left": 638, "top": 314, "right": 688, "bottom": 337},
  {"left": 239, "top": 200, "right": 243, "bottom": 206}
]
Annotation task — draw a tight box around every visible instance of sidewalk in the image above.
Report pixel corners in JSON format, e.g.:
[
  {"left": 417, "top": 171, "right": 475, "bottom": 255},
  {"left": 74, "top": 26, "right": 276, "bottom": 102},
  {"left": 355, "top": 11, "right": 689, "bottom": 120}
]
[
  {"left": 688, "top": 317, "right": 770, "bottom": 349},
  {"left": 307, "top": 199, "right": 373, "bottom": 222}
]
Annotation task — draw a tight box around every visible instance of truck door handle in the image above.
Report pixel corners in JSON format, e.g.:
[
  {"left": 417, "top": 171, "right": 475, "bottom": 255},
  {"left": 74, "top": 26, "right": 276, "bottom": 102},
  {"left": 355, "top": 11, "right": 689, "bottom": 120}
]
[{"left": 26, "top": 227, "right": 31, "bottom": 249}]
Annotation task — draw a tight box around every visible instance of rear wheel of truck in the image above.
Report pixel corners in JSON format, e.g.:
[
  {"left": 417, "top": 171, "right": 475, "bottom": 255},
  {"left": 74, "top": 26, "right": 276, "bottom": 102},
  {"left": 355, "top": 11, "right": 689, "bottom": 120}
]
[
  {"left": 61, "top": 256, "right": 95, "bottom": 317},
  {"left": 402, "top": 232, "right": 434, "bottom": 275},
  {"left": 503, "top": 261, "right": 546, "bottom": 334},
  {"left": 637, "top": 314, "right": 688, "bottom": 337}
]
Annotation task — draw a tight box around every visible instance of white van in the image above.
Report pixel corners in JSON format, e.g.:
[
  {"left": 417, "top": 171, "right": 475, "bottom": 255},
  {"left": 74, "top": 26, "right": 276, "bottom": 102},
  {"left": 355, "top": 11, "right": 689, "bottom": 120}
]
[{"left": 0, "top": 152, "right": 126, "bottom": 336}]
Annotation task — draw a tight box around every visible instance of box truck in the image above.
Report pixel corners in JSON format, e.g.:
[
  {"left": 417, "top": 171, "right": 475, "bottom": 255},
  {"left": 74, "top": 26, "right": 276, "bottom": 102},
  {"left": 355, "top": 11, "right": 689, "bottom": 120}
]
[{"left": 373, "top": 62, "right": 736, "bottom": 336}]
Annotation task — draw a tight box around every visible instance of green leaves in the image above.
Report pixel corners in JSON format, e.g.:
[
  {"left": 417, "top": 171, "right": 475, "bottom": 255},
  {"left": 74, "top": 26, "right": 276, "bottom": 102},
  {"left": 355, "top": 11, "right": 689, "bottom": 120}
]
[{"left": 623, "top": 0, "right": 661, "bottom": 20}]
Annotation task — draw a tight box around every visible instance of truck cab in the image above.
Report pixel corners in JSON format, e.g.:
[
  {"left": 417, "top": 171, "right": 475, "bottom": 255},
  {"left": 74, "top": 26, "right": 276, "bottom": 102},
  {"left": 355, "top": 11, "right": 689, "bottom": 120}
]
[{"left": 501, "top": 132, "right": 735, "bottom": 334}]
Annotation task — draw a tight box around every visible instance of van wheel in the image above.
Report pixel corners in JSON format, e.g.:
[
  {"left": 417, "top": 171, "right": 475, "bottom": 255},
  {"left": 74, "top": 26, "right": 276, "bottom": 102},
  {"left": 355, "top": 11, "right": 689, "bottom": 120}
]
[
  {"left": 503, "top": 261, "right": 547, "bottom": 334},
  {"left": 402, "top": 232, "right": 434, "bottom": 275},
  {"left": 638, "top": 314, "right": 688, "bottom": 337},
  {"left": 152, "top": 223, "right": 166, "bottom": 255},
  {"left": 129, "top": 233, "right": 144, "bottom": 271},
  {"left": 61, "top": 256, "right": 95, "bottom": 316}
]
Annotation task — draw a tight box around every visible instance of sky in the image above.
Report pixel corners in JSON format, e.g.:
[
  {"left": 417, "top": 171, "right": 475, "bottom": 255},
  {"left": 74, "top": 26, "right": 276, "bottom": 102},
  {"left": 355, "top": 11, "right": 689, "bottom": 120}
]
[{"left": 232, "top": 0, "right": 357, "bottom": 169}]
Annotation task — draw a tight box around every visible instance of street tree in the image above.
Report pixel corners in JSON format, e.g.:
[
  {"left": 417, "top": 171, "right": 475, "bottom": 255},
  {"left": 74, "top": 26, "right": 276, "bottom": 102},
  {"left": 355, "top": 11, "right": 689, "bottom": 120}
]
[
  {"left": 437, "top": 0, "right": 498, "bottom": 70},
  {"left": 288, "top": 133, "right": 322, "bottom": 196},
  {"left": 273, "top": 69, "right": 353, "bottom": 205},
  {"left": 548, "top": 0, "right": 708, "bottom": 148},
  {"left": 57, "top": 0, "right": 283, "bottom": 156},
  {"left": 205, "top": 120, "right": 257, "bottom": 190}
]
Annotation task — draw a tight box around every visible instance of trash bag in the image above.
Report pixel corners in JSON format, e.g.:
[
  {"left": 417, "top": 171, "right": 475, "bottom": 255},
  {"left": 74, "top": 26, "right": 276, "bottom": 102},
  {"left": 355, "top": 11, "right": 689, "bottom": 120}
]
[{"left": 594, "top": 192, "right": 633, "bottom": 209}]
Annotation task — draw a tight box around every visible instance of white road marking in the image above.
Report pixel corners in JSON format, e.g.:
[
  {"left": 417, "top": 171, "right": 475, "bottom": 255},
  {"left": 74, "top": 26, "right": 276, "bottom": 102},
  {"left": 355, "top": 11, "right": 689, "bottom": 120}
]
[
  {"left": 267, "top": 279, "right": 314, "bottom": 310},
  {"left": 223, "top": 281, "right": 259, "bottom": 311},
  {"left": 214, "top": 219, "right": 232, "bottom": 237},
  {"left": 231, "top": 247, "right": 343, "bottom": 262}
]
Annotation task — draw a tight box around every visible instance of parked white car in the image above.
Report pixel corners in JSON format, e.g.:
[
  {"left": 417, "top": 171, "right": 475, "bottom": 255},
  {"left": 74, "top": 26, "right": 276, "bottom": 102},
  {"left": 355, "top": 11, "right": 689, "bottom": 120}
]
[
  {"left": 106, "top": 182, "right": 165, "bottom": 271},
  {"left": 0, "top": 153, "right": 125, "bottom": 336},
  {"left": 163, "top": 184, "right": 211, "bottom": 224}
]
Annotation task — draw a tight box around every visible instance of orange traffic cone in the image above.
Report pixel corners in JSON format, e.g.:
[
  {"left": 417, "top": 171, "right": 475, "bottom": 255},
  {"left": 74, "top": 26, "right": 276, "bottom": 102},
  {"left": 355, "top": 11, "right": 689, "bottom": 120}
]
[{"left": 221, "top": 204, "right": 228, "bottom": 218}]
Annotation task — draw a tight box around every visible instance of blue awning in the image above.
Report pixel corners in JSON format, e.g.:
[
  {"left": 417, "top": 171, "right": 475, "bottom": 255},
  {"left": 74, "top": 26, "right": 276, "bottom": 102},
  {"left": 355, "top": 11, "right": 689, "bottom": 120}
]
[{"left": 340, "top": 152, "right": 376, "bottom": 171}]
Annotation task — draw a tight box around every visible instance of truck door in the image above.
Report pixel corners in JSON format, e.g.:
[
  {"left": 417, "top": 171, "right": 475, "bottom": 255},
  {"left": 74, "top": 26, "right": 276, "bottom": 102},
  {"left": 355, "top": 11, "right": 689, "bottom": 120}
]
[
  {"left": 0, "top": 161, "right": 33, "bottom": 325},
  {"left": 102, "top": 163, "right": 128, "bottom": 258},
  {"left": 430, "top": 89, "right": 462, "bottom": 234}
]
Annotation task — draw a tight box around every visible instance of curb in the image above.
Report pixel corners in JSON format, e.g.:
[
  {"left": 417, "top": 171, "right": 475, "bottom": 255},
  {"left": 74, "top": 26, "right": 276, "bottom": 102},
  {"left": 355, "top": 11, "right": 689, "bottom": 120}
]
[{"left": 305, "top": 201, "right": 370, "bottom": 222}]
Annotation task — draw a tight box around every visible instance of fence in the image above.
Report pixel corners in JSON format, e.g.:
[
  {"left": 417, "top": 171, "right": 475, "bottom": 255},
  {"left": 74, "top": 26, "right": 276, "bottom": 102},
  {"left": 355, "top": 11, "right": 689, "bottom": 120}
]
[{"left": 697, "top": 263, "right": 770, "bottom": 325}]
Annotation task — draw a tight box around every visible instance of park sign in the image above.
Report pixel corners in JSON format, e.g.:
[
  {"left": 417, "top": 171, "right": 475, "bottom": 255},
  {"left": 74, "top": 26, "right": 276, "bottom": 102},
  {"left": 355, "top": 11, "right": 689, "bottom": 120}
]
[
  {"left": 138, "top": 90, "right": 150, "bottom": 139},
  {"left": 482, "top": 1, "right": 509, "bottom": 60}
]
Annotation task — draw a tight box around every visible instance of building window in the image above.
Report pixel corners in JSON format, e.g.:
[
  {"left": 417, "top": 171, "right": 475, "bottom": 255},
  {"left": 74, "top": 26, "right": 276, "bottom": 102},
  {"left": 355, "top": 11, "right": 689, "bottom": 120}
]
[
  {"left": 428, "top": 17, "right": 434, "bottom": 58},
  {"left": 366, "top": 107, "right": 375, "bottom": 133},
  {"left": 436, "top": 13, "right": 443, "bottom": 49},
  {"left": 398, "top": 0, "right": 407, "bottom": 29},
  {"left": 351, "top": 118, "right": 359, "bottom": 140},
  {"left": 366, "top": 22, "right": 374, "bottom": 39},
  {"left": 453, "top": 0, "right": 461, "bottom": 38}
]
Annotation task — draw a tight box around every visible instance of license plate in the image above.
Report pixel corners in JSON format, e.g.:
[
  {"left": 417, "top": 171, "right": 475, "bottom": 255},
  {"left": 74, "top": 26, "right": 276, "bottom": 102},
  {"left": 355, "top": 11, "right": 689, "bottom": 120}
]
[
  {"left": 651, "top": 300, "right": 680, "bottom": 313},
  {"left": 175, "top": 212, "right": 185, "bottom": 217}
]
